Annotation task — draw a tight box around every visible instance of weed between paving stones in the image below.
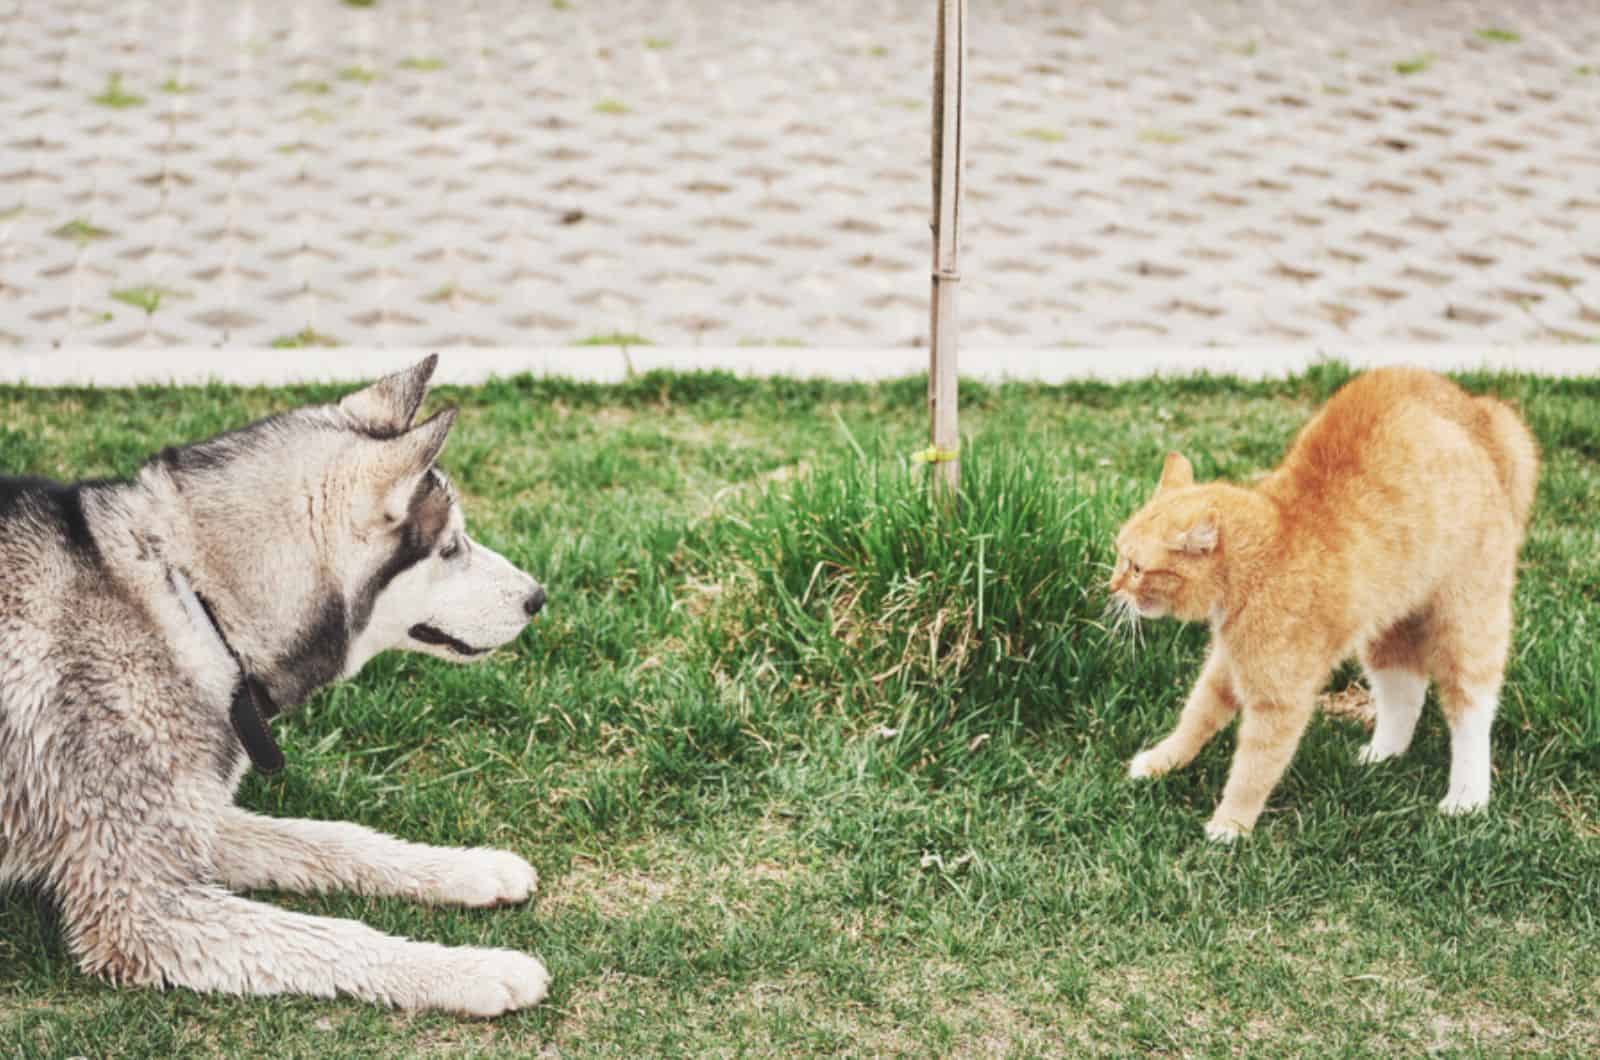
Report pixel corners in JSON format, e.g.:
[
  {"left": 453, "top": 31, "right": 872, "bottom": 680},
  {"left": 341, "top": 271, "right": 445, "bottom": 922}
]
[{"left": 0, "top": 369, "right": 1597, "bottom": 1056}]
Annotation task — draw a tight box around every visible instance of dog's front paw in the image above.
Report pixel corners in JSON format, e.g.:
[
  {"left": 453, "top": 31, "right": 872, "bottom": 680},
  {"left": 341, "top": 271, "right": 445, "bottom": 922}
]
[
  {"left": 434, "top": 848, "right": 539, "bottom": 907},
  {"left": 427, "top": 948, "right": 550, "bottom": 1018}
]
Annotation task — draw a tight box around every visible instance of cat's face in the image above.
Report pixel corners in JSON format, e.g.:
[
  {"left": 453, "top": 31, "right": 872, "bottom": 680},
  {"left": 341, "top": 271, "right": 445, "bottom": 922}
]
[{"left": 1109, "top": 453, "right": 1223, "bottom": 623}]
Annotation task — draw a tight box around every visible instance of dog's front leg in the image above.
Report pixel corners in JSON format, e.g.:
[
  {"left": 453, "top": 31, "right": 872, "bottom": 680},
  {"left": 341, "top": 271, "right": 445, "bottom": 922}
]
[
  {"left": 62, "top": 879, "right": 548, "bottom": 1016},
  {"left": 215, "top": 807, "right": 537, "bottom": 907}
]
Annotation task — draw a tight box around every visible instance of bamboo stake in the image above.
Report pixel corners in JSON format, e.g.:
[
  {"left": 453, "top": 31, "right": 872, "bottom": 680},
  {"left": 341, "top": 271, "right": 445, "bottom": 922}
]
[{"left": 928, "top": 0, "right": 965, "bottom": 499}]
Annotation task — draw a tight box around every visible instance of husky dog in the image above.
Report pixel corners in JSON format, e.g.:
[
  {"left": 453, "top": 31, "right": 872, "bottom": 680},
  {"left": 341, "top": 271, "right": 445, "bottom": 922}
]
[{"left": 0, "top": 356, "right": 551, "bottom": 1016}]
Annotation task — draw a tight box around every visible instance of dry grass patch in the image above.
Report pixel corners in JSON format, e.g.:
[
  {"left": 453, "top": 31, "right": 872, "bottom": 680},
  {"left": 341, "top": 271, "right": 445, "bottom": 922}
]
[
  {"left": 900, "top": 959, "right": 1091, "bottom": 1057},
  {"left": 569, "top": 968, "right": 1082, "bottom": 1059},
  {"left": 544, "top": 857, "right": 676, "bottom": 920},
  {"left": 541, "top": 821, "right": 814, "bottom": 921},
  {"left": 545, "top": 969, "right": 657, "bottom": 1043},
  {"left": 1209, "top": 918, "right": 1600, "bottom": 1055},
  {"left": 375, "top": 1012, "right": 506, "bottom": 1057},
  {"left": 1548, "top": 787, "right": 1600, "bottom": 839},
  {"left": 1318, "top": 682, "right": 1376, "bottom": 728}
]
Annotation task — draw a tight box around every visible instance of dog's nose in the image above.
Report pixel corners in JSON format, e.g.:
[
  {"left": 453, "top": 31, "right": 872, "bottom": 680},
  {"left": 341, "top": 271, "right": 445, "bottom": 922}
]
[{"left": 524, "top": 585, "right": 546, "bottom": 618}]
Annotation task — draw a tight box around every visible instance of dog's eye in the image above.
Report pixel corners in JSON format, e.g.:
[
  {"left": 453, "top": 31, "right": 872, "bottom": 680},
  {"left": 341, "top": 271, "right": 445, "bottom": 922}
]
[
  {"left": 440, "top": 539, "right": 462, "bottom": 560},
  {"left": 1130, "top": 561, "right": 1142, "bottom": 576}
]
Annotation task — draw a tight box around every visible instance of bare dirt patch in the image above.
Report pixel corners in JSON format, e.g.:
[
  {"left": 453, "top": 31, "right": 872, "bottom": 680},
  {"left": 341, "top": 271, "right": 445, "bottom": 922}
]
[{"left": 1318, "top": 682, "right": 1375, "bottom": 728}]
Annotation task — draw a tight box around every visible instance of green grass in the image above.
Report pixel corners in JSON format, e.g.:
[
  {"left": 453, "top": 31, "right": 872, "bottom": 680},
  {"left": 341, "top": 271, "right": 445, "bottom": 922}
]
[
  {"left": 110, "top": 286, "right": 175, "bottom": 314},
  {"left": 268, "top": 327, "right": 341, "bottom": 349},
  {"left": 90, "top": 73, "right": 144, "bottom": 109},
  {"left": 1393, "top": 53, "right": 1434, "bottom": 75},
  {"left": 1, "top": 368, "right": 1597, "bottom": 1056},
  {"left": 575, "top": 331, "right": 652, "bottom": 347},
  {"left": 52, "top": 219, "right": 112, "bottom": 243},
  {"left": 1137, "top": 128, "right": 1184, "bottom": 145},
  {"left": 1475, "top": 28, "right": 1521, "bottom": 43}
]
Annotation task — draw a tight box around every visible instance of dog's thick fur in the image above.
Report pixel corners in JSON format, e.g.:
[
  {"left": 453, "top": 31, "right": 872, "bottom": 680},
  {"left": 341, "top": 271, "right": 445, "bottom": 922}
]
[
  {"left": 1110, "top": 368, "right": 1538, "bottom": 841},
  {"left": 0, "top": 357, "right": 551, "bottom": 1015}
]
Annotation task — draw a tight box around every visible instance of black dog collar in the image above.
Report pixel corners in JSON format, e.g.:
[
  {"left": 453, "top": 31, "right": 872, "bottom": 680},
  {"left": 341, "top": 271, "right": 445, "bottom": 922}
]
[
  {"left": 172, "top": 571, "right": 285, "bottom": 775},
  {"left": 227, "top": 673, "right": 285, "bottom": 775}
]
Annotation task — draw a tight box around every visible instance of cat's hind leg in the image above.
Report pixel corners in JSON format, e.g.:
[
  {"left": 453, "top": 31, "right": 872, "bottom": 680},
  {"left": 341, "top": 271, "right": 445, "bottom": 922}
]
[
  {"left": 1426, "top": 574, "right": 1514, "bottom": 815},
  {"left": 1356, "top": 614, "right": 1430, "bottom": 765},
  {"left": 1437, "top": 681, "right": 1498, "bottom": 815}
]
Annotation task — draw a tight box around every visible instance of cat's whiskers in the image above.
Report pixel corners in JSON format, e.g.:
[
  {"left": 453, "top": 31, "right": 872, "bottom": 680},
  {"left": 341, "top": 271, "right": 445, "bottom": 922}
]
[{"left": 1104, "top": 591, "right": 1144, "bottom": 648}]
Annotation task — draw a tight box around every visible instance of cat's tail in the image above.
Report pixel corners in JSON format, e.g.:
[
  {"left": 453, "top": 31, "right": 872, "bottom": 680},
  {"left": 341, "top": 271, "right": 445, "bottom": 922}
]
[{"left": 1474, "top": 396, "right": 1539, "bottom": 530}]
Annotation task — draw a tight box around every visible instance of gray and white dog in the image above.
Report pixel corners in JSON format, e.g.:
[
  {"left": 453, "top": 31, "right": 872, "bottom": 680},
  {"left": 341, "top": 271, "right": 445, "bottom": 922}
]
[{"left": 0, "top": 355, "right": 551, "bottom": 1016}]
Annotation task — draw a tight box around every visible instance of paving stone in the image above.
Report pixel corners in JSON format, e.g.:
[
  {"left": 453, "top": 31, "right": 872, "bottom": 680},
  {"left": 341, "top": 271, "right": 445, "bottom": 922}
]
[{"left": 0, "top": 0, "right": 1597, "bottom": 353}]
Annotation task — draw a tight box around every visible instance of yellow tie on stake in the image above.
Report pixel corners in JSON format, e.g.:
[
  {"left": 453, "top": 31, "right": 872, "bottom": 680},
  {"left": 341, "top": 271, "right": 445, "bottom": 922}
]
[{"left": 911, "top": 446, "right": 960, "bottom": 465}]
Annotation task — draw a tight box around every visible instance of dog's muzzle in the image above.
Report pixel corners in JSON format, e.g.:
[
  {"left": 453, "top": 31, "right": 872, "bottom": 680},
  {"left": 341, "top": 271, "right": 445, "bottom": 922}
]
[{"left": 408, "top": 623, "right": 491, "bottom": 657}]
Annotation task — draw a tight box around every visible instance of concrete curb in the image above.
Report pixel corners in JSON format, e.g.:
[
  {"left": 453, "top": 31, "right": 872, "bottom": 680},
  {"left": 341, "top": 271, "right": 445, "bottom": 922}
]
[{"left": 0, "top": 346, "right": 1596, "bottom": 387}]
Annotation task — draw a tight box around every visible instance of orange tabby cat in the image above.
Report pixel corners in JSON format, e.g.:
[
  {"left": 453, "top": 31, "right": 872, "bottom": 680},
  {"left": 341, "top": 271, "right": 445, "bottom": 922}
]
[{"left": 1109, "top": 368, "right": 1538, "bottom": 841}]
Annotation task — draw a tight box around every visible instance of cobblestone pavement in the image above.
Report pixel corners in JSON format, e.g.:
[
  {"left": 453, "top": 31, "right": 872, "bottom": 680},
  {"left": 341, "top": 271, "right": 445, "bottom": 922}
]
[{"left": 1, "top": 0, "right": 1598, "bottom": 354}]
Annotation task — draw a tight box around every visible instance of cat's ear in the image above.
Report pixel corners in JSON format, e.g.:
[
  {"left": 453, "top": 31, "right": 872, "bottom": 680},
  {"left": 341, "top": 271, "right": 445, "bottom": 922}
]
[
  {"left": 1158, "top": 451, "right": 1194, "bottom": 493},
  {"left": 1176, "top": 509, "right": 1219, "bottom": 555}
]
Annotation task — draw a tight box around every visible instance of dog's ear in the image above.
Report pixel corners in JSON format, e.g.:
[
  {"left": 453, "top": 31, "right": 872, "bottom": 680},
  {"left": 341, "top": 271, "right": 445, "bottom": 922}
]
[
  {"left": 397, "top": 406, "right": 456, "bottom": 469},
  {"left": 340, "top": 354, "right": 439, "bottom": 434},
  {"left": 1157, "top": 451, "right": 1194, "bottom": 494},
  {"left": 377, "top": 407, "right": 457, "bottom": 523}
]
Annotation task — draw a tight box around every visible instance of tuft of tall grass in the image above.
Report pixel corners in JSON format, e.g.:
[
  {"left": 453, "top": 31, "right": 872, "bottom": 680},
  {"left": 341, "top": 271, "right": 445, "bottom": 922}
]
[{"left": 697, "top": 440, "right": 1202, "bottom": 745}]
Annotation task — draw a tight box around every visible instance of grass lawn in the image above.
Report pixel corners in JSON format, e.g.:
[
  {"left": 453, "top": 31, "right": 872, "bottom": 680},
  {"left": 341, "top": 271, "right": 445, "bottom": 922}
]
[{"left": 1, "top": 366, "right": 1597, "bottom": 1057}]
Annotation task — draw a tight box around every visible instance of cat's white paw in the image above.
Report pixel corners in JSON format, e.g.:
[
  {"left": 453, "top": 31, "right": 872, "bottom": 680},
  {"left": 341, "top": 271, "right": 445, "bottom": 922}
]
[
  {"left": 1356, "top": 740, "right": 1404, "bottom": 765},
  {"left": 433, "top": 849, "right": 539, "bottom": 907},
  {"left": 1440, "top": 705, "right": 1493, "bottom": 817},
  {"left": 1128, "top": 749, "right": 1168, "bottom": 780},
  {"left": 424, "top": 948, "right": 550, "bottom": 1017},
  {"left": 1438, "top": 788, "right": 1489, "bottom": 816},
  {"left": 1203, "top": 818, "right": 1246, "bottom": 844}
]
